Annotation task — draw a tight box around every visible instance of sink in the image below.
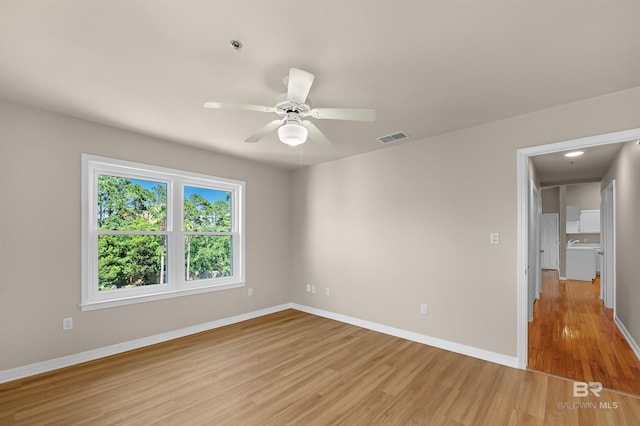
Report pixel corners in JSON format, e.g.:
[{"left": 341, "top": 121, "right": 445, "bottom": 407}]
[{"left": 567, "top": 243, "right": 600, "bottom": 250}]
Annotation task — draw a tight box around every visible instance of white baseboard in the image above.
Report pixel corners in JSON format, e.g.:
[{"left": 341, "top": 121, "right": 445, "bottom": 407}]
[
  {"left": 614, "top": 315, "right": 640, "bottom": 362},
  {"left": 1, "top": 302, "right": 520, "bottom": 384},
  {"left": 290, "top": 304, "right": 519, "bottom": 369},
  {"left": 0, "top": 304, "right": 291, "bottom": 385}
]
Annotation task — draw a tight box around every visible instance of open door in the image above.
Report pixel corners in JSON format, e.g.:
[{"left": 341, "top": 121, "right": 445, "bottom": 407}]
[
  {"left": 528, "top": 180, "right": 541, "bottom": 320},
  {"left": 540, "top": 213, "right": 559, "bottom": 270},
  {"left": 600, "top": 180, "right": 615, "bottom": 309}
]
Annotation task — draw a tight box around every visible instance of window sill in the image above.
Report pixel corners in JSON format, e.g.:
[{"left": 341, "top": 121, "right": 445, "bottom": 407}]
[{"left": 80, "top": 281, "right": 245, "bottom": 311}]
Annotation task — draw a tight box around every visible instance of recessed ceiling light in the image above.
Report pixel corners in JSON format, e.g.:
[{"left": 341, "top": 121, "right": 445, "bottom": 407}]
[{"left": 564, "top": 151, "right": 584, "bottom": 158}]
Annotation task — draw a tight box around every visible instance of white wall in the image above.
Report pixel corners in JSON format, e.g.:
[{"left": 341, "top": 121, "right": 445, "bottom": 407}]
[
  {"left": 0, "top": 100, "right": 292, "bottom": 371},
  {"left": 290, "top": 86, "right": 640, "bottom": 357}
]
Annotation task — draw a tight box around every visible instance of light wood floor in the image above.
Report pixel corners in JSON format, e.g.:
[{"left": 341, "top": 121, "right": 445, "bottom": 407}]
[
  {"left": 2, "top": 309, "right": 640, "bottom": 425},
  {"left": 529, "top": 270, "right": 640, "bottom": 396}
]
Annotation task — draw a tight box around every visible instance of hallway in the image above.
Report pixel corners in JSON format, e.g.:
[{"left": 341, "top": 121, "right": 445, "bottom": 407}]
[{"left": 528, "top": 270, "right": 640, "bottom": 395}]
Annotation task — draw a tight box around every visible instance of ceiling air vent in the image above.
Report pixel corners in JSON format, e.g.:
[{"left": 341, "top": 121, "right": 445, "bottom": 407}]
[{"left": 377, "top": 131, "right": 409, "bottom": 144}]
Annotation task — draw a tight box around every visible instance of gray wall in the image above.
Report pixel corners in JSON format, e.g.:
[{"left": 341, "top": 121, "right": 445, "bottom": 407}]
[
  {"left": 565, "top": 182, "right": 601, "bottom": 244},
  {"left": 603, "top": 140, "right": 640, "bottom": 350},
  {"left": 566, "top": 182, "right": 601, "bottom": 210},
  {"left": 2, "top": 84, "right": 640, "bottom": 372},
  {"left": 0, "top": 101, "right": 292, "bottom": 370},
  {"left": 541, "top": 187, "right": 560, "bottom": 213},
  {"left": 290, "top": 86, "right": 640, "bottom": 357}
]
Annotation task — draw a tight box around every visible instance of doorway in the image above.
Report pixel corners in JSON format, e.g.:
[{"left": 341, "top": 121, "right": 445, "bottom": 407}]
[
  {"left": 516, "top": 128, "right": 640, "bottom": 369},
  {"left": 527, "top": 270, "right": 640, "bottom": 394}
]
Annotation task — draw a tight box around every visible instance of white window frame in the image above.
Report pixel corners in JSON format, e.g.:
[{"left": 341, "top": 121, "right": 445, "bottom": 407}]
[{"left": 81, "top": 154, "right": 245, "bottom": 311}]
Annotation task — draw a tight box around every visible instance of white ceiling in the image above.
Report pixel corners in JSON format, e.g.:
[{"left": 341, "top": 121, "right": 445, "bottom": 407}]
[
  {"left": 530, "top": 143, "right": 625, "bottom": 187},
  {"left": 2, "top": 1, "right": 640, "bottom": 169}
]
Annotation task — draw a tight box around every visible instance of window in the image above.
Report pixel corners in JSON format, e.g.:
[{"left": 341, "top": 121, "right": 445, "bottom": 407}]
[{"left": 82, "top": 155, "right": 245, "bottom": 310}]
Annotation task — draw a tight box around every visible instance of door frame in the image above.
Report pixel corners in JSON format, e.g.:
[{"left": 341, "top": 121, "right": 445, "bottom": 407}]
[
  {"left": 600, "top": 179, "right": 616, "bottom": 310},
  {"left": 527, "top": 180, "right": 541, "bottom": 322},
  {"left": 516, "top": 127, "right": 640, "bottom": 369}
]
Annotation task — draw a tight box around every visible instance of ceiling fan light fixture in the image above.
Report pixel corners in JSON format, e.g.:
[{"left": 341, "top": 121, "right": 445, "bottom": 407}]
[
  {"left": 204, "top": 67, "right": 375, "bottom": 146},
  {"left": 278, "top": 122, "right": 308, "bottom": 146}
]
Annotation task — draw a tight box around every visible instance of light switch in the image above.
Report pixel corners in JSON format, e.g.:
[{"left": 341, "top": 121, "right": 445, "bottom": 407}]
[{"left": 490, "top": 232, "right": 500, "bottom": 244}]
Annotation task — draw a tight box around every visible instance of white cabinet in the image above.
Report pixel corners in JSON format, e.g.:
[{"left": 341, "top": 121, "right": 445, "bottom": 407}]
[
  {"left": 566, "top": 207, "right": 600, "bottom": 234},
  {"left": 566, "top": 206, "right": 581, "bottom": 221},
  {"left": 566, "top": 247, "right": 596, "bottom": 281},
  {"left": 566, "top": 206, "right": 580, "bottom": 233},
  {"left": 566, "top": 220, "right": 580, "bottom": 233},
  {"left": 579, "top": 210, "right": 600, "bottom": 233}
]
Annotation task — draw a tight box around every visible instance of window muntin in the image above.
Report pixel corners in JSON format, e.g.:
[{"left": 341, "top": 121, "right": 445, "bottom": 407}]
[{"left": 82, "top": 155, "right": 245, "bottom": 310}]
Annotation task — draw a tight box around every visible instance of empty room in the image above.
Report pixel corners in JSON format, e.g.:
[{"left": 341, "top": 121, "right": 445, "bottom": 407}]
[{"left": 2, "top": 1, "right": 640, "bottom": 424}]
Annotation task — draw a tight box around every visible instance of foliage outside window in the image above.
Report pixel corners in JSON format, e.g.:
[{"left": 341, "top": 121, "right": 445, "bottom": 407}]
[
  {"left": 82, "top": 155, "right": 245, "bottom": 310},
  {"left": 183, "top": 186, "right": 233, "bottom": 281}
]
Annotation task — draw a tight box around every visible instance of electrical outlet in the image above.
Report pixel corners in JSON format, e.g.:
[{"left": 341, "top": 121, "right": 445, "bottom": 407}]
[
  {"left": 63, "top": 317, "right": 73, "bottom": 331},
  {"left": 325, "top": 287, "right": 330, "bottom": 296},
  {"left": 248, "top": 288, "right": 253, "bottom": 296},
  {"left": 306, "top": 284, "right": 311, "bottom": 292},
  {"left": 311, "top": 285, "right": 316, "bottom": 294},
  {"left": 420, "top": 304, "right": 428, "bottom": 315}
]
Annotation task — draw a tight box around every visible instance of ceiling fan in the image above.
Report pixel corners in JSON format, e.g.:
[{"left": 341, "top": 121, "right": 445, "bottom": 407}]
[{"left": 204, "top": 68, "right": 376, "bottom": 147}]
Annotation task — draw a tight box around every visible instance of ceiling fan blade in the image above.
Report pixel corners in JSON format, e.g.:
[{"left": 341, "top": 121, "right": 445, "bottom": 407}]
[
  {"left": 204, "top": 102, "right": 275, "bottom": 113},
  {"left": 244, "top": 120, "right": 283, "bottom": 143},
  {"left": 287, "top": 68, "right": 315, "bottom": 104},
  {"left": 310, "top": 108, "right": 376, "bottom": 122},
  {"left": 302, "top": 120, "right": 331, "bottom": 146}
]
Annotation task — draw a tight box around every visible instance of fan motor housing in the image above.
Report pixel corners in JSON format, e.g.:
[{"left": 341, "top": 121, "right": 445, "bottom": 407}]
[{"left": 274, "top": 93, "right": 311, "bottom": 117}]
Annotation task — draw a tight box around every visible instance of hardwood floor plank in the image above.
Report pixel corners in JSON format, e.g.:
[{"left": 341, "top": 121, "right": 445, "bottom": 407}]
[
  {"left": 2, "top": 308, "right": 640, "bottom": 425},
  {"left": 529, "top": 270, "right": 640, "bottom": 396}
]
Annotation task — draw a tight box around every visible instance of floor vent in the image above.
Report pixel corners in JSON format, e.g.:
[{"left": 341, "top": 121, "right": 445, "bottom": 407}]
[{"left": 377, "top": 131, "right": 409, "bottom": 144}]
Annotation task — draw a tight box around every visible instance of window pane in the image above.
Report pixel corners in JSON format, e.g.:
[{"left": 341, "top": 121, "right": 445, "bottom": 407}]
[
  {"left": 185, "top": 235, "right": 232, "bottom": 281},
  {"left": 183, "top": 186, "right": 231, "bottom": 232},
  {"left": 98, "top": 235, "right": 168, "bottom": 291},
  {"left": 98, "top": 175, "right": 167, "bottom": 231}
]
